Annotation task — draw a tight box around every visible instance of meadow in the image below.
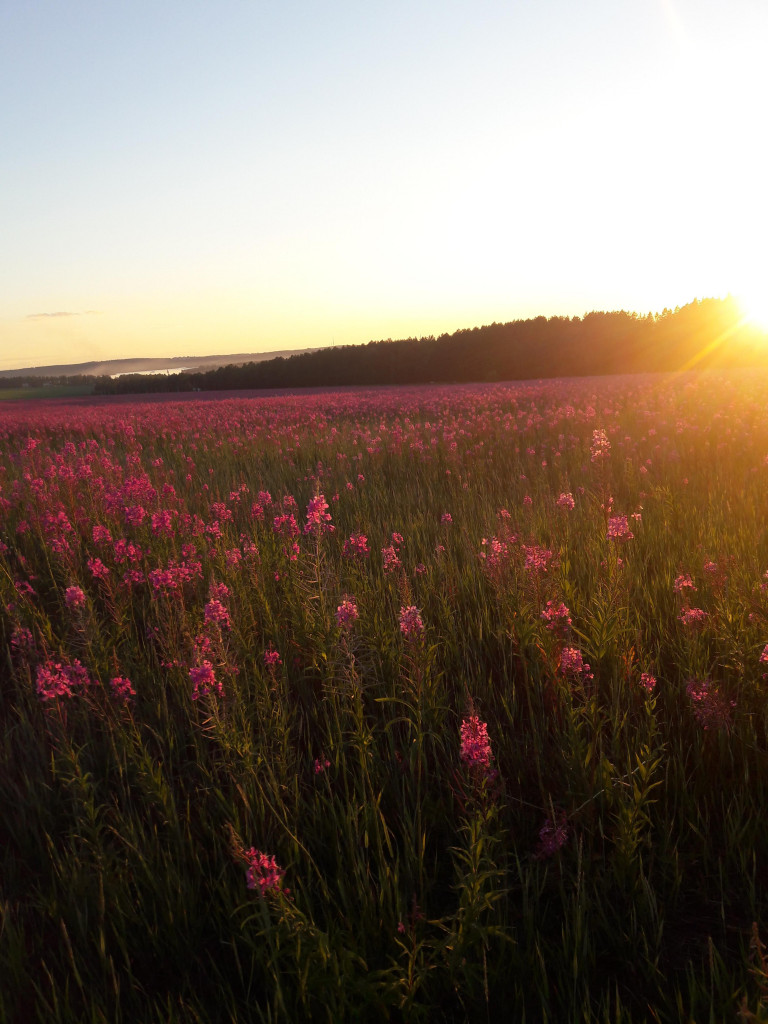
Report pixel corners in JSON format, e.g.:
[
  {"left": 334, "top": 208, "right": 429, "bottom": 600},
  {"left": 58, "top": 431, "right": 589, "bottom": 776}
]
[{"left": 2, "top": 373, "right": 768, "bottom": 1022}]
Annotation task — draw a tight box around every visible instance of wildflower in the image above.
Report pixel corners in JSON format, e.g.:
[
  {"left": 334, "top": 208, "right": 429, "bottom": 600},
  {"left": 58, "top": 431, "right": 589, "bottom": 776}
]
[
  {"left": 673, "top": 573, "right": 696, "bottom": 594},
  {"left": 204, "top": 599, "right": 230, "bottom": 629},
  {"left": 460, "top": 715, "right": 493, "bottom": 770},
  {"left": 556, "top": 492, "right": 575, "bottom": 510},
  {"left": 189, "top": 661, "right": 222, "bottom": 699},
  {"left": 760, "top": 644, "right": 768, "bottom": 666},
  {"left": 382, "top": 545, "right": 401, "bottom": 573},
  {"left": 314, "top": 757, "right": 331, "bottom": 774},
  {"left": 109, "top": 676, "right": 136, "bottom": 703},
  {"left": 336, "top": 597, "right": 359, "bottom": 629},
  {"left": 342, "top": 532, "right": 370, "bottom": 559},
  {"left": 639, "top": 672, "right": 657, "bottom": 694},
  {"left": 607, "top": 515, "right": 634, "bottom": 542},
  {"left": 64, "top": 585, "right": 86, "bottom": 610},
  {"left": 679, "top": 607, "right": 707, "bottom": 627},
  {"left": 523, "top": 544, "right": 553, "bottom": 573},
  {"left": 590, "top": 428, "right": 611, "bottom": 462},
  {"left": 244, "top": 848, "right": 288, "bottom": 897},
  {"left": 559, "top": 646, "right": 594, "bottom": 681},
  {"left": 441, "top": 512, "right": 453, "bottom": 525},
  {"left": 87, "top": 557, "right": 110, "bottom": 579},
  {"left": 535, "top": 811, "right": 569, "bottom": 858},
  {"left": 392, "top": 532, "right": 404, "bottom": 547},
  {"left": 35, "top": 659, "right": 91, "bottom": 701},
  {"left": 685, "top": 678, "right": 735, "bottom": 731},
  {"left": 399, "top": 605, "right": 424, "bottom": 639},
  {"left": 541, "top": 600, "right": 572, "bottom": 633},
  {"left": 304, "top": 493, "right": 334, "bottom": 535},
  {"left": 264, "top": 647, "right": 282, "bottom": 669}
]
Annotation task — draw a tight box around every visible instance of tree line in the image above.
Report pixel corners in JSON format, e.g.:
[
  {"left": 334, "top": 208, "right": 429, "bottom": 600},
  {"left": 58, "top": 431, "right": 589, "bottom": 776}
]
[{"left": 93, "top": 297, "right": 767, "bottom": 395}]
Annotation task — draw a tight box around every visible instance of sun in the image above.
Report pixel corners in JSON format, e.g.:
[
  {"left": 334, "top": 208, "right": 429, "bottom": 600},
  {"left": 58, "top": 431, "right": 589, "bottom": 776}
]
[{"left": 737, "top": 287, "right": 768, "bottom": 333}]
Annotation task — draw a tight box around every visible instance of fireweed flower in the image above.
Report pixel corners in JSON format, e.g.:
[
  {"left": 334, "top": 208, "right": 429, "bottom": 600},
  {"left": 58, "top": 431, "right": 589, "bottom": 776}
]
[
  {"left": 203, "top": 599, "right": 230, "bottom": 629},
  {"left": 559, "top": 646, "right": 594, "bottom": 681},
  {"left": 399, "top": 605, "right": 424, "bottom": 640},
  {"left": 244, "top": 848, "right": 288, "bottom": 897},
  {"left": 760, "top": 644, "right": 768, "bottom": 666},
  {"left": 441, "top": 512, "right": 453, "bottom": 525},
  {"left": 336, "top": 597, "right": 359, "bottom": 629},
  {"left": 189, "top": 661, "right": 222, "bottom": 699},
  {"left": 342, "top": 532, "right": 370, "bottom": 559},
  {"left": 304, "top": 493, "right": 334, "bottom": 535},
  {"left": 264, "top": 647, "right": 282, "bottom": 669},
  {"left": 674, "top": 573, "right": 696, "bottom": 594},
  {"left": 382, "top": 545, "right": 402, "bottom": 573},
  {"left": 35, "top": 659, "right": 91, "bottom": 701},
  {"left": 679, "top": 607, "right": 708, "bottom": 627},
  {"left": 460, "top": 715, "right": 493, "bottom": 771},
  {"left": 64, "top": 586, "right": 86, "bottom": 611},
  {"left": 590, "top": 428, "right": 611, "bottom": 462},
  {"left": 535, "top": 811, "right": 569, "bottom": 858},
  {"left": 109, "top": 676, "right": 136, "bottom": 703},
  {"left": 639, "top": 673, "right": 657, "bottom": 694},
  {"left": 541, "top": 600, "right": 572, "bottom": 633},
  {"left": 314, "top": 757, "right": 331, "bottom": 774},
  {"left": 685, "top": 678, "right": 735, "bottom": 731},
  {"left": 556, "top": 492, "right": 575, "bottom": 510},
  {"left": 607, "top": 516, "right": 634, "bottom": 542}
]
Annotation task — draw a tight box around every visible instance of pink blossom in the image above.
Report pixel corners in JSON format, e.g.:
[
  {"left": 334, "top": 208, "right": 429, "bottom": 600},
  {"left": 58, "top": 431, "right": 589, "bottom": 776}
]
[
  {"left": 382, "top": 545, "right": 401, "bottom": 573},
  {"left": 607, "top": 515, "right": 634, "bottom": 542},
  {"left": 342, "top": 532, "right": 370, "bottom": 559},
  {"left": 674, "top": 573, "right": 696, "bottom": 594},
  {"left": 109, "top": 676, "right": 136, "bottom": 703},
  {"left": 590, "top": 428, "right": 611, "bottom": 462},
  {"left": 204, "top": 599, "right": 230, "bottom": 629},
  {"left": 639, "top": 672, "right": 657, "bottom": 694},
  {"left": 314, "top": 757, "right": 331, "bottom": 775},
  {"left": 460, "top": 715, "right": 493, "bottom": 770},
  {"left": 264, "top": 647, "right": 282, "bottom": 669},
  {"left": 559, "top": 646, "right": 594, "bottom": 681},
  {"left": 64, "top": 585, "right": 86, "bottom": 610},
  {"left": 399, "top": 605, "right": 424, "bottom": 639},
  {"left": 304, "top": 493, "right": 334, "bottom": 535},
  {"left": 535, "top": 811, "right": 569, "bottom": 858},
  {"left": 441, "top": 512, "right": 453, "bottom": 525},
  {"left": 760, "top": 644, "right": 768, "bottom": 666},
  {"left": 336, "top": 597, "right": 359, "bottom": 629},
  {"left": 189, "top": 661, "right": 223, "bottom": 699},
  {"left": 679, "top": 607, "right": 708, "bottom": 627},
  {"left": 244, "top": 848, "right": 288, "bottom": 897},
  {"left": 685, "top": 678, "right": 735, "bottom": 731},
  {"left": 556, "top": 492, "right": 575, "bottom": 510},
  {"left": 541, "top": 600, "right": 572, "bottom": 633}
]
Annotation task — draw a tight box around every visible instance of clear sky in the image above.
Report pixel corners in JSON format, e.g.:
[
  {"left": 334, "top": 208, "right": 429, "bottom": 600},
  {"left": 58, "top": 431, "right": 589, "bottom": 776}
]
[{"left": 1, "top": 0, "right": 766, "bottom": 371}]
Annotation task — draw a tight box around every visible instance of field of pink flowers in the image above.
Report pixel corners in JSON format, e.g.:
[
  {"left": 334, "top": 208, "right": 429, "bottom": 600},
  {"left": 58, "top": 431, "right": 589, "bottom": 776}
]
[{"left": 3, "top": 374, "right": 768, "bottom": 1022}]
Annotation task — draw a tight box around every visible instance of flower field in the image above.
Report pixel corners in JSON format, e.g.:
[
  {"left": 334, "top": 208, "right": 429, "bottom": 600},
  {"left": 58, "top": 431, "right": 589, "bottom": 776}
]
[{"left": 2, "top": 373, "right": 768, "bottom": 1021}]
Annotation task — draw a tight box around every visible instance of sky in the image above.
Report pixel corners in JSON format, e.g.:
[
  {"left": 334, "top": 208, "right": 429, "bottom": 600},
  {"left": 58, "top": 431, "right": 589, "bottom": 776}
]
[{"left": 1, "top": 0, "right": 766, "bottom": 371}]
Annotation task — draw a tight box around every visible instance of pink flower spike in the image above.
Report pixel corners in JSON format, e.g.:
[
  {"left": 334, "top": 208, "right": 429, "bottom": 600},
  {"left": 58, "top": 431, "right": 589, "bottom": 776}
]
[
  {"left": 460, "top": 715, "right": 493, "bottom": 771},
  {"left": 244, "top": 848, "right": 287, "bottom": 897}
]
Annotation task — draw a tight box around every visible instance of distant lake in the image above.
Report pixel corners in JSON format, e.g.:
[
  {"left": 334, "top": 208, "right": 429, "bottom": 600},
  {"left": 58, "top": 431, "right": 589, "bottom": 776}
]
[{"left": 111, "top": 367, "right": 193, "bottom": 379}]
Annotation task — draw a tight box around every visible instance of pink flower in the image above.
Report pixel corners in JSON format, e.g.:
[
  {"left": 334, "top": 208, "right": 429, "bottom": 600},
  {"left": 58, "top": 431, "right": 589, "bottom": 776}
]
[
  {"left": 607, "top": 515, "right": 634, "bottom": 542},
  {"left": 541, "top": 600, "right": 572, "bottom": 633},
  {"left": 382, "top": 545, "right": 402, "bottom": 573},
  {"left": 441, "top": 512, "right": 453, "bottom": 525},
  {"left": 556, "top": 492, "right": 575, "bottom": 510},
  {"left": 336, "top": 597, "right": 359, "bottom": 629},
  {"left": 679, "top": 607, "right": 708, "bottom": 627},
  {"left": 35, "top": 659, "right": 91, "bottom": 701},
  {"left": 109, "top": 676, "right": 136, "bottom": 703},
  {"left": 189, "top": 661, "right": 223, "bottom": 699},
  {"left": 523, "top": 544, "right": 553, "bottom": 573},
  {"left": 204, "top": 599, "right": 230, "bottom": 629},
  {"left": 535, "top": 811, "right": 569, "bottom": 858},
  {"left": 590, "top": 428, "right": 611, "bottom": 462},
  {"left": 264, "top": 647, "right": 282, "bottom": 669},
  {"left": 304, "top": 493, "right": 334, "bottom": 535},
  {"left": 460, "top": 715, "right": 493, "bottom": 770},
  {"left": 244, "top": 848, "right": 288, "bottom": 897},
  {"left": 87, "top": 557, "right": 110, "bottom": 580},
  {"left": 673, "top": 573, "right": 696, "bottom": 594},
  {"left": 314, "top": 757, "right": 331, "bottom": 774},
  {"left": 639, "top": 672, "right": 657, "bottom": 694},
  {"left": 342, "top": 532, "right": 370, "bottom": 559},
  {"left": 760, "top": 644, "right": 768, "bottom": 666},
  {"left": 64, "top": 585, "right": 86, "bottom": 610},
  {"left": 399, "top": 605, "right": 424, "bottom": 639},
  {"left": 685, "top": 678, "right": 735, "bottom": 731},
  {"left": 559, "top": 646, "right": 594, "bottom": 681}
]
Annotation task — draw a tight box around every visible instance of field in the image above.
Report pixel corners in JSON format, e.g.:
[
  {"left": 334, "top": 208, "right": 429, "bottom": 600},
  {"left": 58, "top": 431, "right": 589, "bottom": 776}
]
[
  {"left": 2, "top": 373, "right": 768, "bottom": 1022},
  {"left": 0, "top": 384, "right": 95, "bottom": 402}
]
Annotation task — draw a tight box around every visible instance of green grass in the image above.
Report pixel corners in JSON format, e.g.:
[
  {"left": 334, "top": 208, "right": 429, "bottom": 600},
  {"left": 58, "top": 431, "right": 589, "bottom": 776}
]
[
  {"left": 1, "top": 375, "right": 768, "bottom": 1021},
  {"left": 0, "top": 383, "right": 95, "bottom": 401}
]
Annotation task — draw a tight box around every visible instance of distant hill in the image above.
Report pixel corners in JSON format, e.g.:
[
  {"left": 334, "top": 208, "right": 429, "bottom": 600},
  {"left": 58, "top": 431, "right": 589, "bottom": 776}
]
[{"left": 0, "top": 348, "right": 319, "bottom": 379}]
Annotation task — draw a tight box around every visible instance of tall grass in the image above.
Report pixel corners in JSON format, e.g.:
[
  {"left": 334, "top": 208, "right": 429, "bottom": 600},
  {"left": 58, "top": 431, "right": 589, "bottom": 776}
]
[{"left": 2, "top": 373, "right": 768, "bottom": 1021}]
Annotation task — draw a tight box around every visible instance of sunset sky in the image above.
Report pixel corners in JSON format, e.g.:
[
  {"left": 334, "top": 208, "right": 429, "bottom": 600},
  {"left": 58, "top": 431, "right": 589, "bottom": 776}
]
[{"left": 1, "top": 0, "right": 766, "bottom": 372}]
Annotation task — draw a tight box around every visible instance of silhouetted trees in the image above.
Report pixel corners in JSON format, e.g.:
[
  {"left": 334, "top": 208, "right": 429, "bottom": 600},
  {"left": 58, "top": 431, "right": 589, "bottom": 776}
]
[{"left": 93, "top": 297, "right": 768, "bottom": 396}]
